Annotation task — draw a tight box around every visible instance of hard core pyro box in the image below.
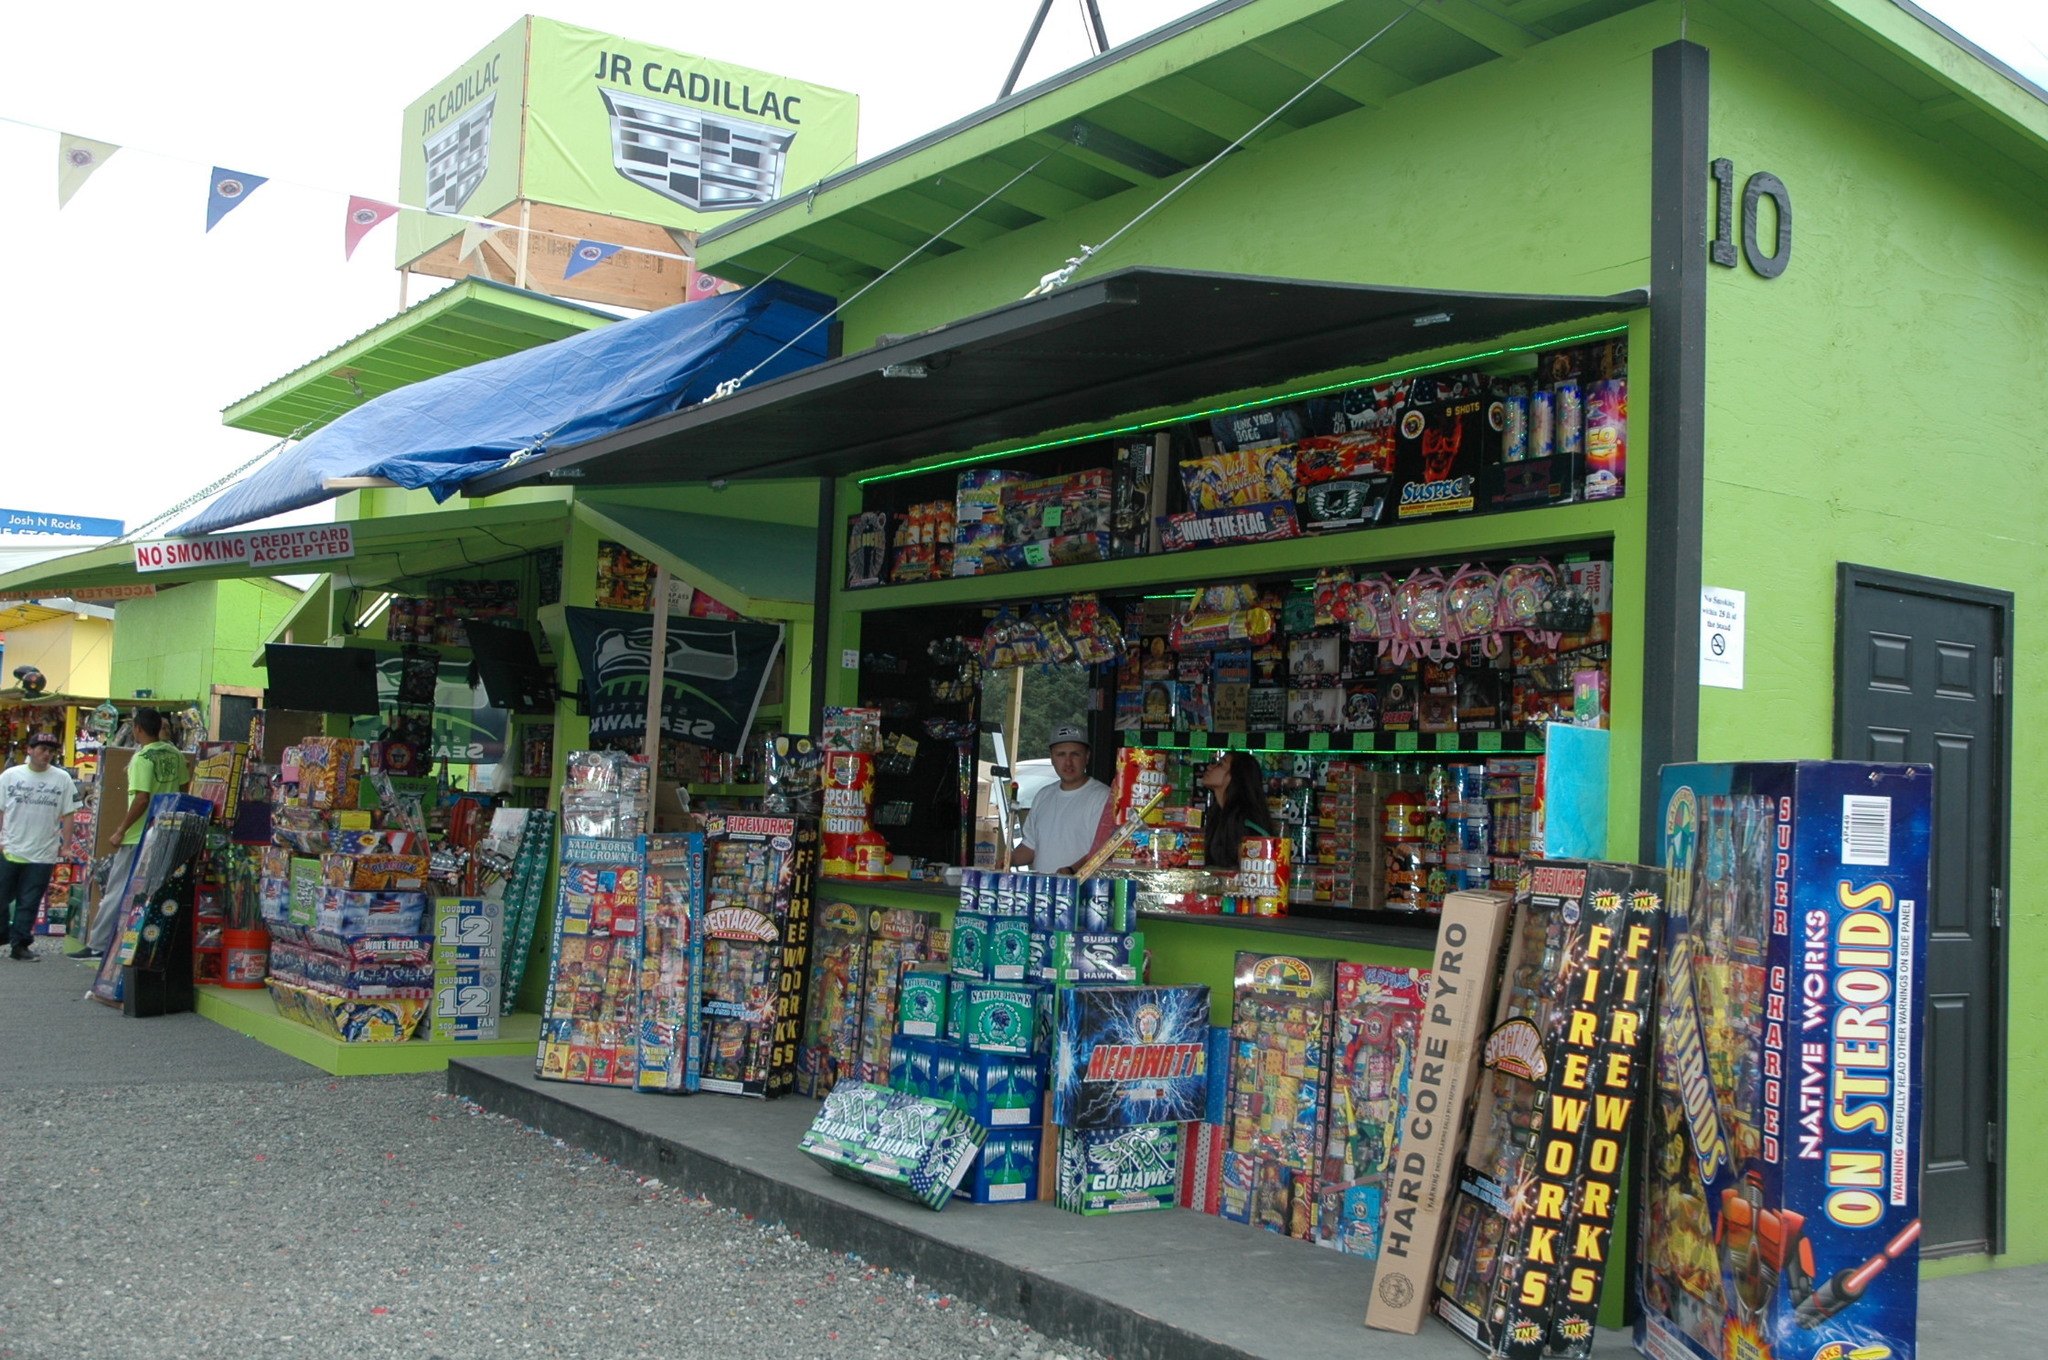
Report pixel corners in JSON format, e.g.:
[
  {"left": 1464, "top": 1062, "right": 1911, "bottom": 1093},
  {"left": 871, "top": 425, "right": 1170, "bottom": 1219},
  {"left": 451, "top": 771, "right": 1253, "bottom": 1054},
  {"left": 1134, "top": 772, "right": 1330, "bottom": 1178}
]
[
  {"left": 1638, "top": 764, "right": 1930, "bottom": 1360},
  {"left": 699, "top": 814, "right": 818, "bottom": 1097},
  {"left": 1432, "top": 862, "right": 1665, "bottom": 1360},
  {"left": 1367, "top": 890, "right": 1512, "bottom": 1335}
]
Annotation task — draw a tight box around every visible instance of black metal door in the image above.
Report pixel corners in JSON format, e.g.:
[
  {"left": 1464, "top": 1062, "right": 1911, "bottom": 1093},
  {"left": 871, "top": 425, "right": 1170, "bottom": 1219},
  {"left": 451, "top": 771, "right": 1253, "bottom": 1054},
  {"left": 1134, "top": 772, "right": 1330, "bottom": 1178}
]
[{"left": 1836, "top": 565, "right": 2009, "bottom": 1257}]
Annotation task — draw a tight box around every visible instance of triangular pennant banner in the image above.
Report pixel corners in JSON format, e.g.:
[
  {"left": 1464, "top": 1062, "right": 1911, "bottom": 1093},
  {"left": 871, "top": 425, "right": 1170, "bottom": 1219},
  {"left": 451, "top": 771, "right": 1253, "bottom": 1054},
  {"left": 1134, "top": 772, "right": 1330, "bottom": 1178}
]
[
  {"left": 205, "top": 167, "right": 268, "bottom": 232},
  {"left": 57, "top": 134, "right": 120, "bottom": 209},
  {"left": 564, "top": 239, "right": 623, "bottom": 280},
  {"left": 343, "top": 196, "right": 400, "bottom": 260},
  {"left": 459, "top": 218, "right": 509, "bottom": 263}
]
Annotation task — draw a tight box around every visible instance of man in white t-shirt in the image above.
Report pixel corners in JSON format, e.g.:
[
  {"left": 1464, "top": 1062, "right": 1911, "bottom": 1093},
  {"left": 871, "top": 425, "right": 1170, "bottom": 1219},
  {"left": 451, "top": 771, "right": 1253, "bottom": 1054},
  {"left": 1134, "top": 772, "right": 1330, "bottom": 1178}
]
[
  {"left": 1010, "top": 724, "right": 1110, "bottom": 876},
  {"left": 0, "top": 733, "right": 82, "bottom": 961}
]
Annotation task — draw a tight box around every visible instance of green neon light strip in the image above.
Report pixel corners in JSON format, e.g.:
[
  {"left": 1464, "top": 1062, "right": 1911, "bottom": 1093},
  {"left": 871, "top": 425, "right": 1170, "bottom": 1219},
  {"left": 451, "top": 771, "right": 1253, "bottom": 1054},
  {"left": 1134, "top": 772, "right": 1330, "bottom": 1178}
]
[{"left": 857, "top": 323, "right": 1631, "bottom": 486}]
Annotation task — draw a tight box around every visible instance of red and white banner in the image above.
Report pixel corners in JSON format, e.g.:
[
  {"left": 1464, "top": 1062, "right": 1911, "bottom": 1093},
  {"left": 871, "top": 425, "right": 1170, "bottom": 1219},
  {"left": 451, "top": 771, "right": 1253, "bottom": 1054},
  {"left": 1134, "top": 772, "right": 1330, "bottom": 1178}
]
[
  {"left": 0, "top": 584, "right": 157, "bottom": 603},
  {"left": 133, "top": 525, "right": 353, "bottom": 574}
]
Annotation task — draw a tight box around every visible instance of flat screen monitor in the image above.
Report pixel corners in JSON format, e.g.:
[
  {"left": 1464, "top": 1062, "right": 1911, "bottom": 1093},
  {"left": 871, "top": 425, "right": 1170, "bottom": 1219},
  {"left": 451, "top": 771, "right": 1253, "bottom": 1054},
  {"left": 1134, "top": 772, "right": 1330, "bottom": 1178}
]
[
  {"left": 263, "top": 644, "right": 382, "bottom": 716},
  {"left": 465, "top": 622, "right": 555, "bottom": 714}
]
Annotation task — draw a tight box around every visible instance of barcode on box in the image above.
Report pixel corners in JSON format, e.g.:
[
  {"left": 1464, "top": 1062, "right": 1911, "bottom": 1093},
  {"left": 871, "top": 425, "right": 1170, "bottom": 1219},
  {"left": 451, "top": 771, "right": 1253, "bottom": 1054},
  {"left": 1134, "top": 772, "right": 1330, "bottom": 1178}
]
[{"left": 1842, "top": 795, "right": 1892, "bottom": 866}]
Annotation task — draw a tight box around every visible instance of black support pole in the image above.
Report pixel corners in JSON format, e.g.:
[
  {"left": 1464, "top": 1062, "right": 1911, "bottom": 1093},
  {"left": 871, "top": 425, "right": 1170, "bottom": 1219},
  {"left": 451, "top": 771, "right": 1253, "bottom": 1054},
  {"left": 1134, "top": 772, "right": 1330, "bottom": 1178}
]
[{"left": 1642, "top": 41, "right": 1711, "bottom": 863}]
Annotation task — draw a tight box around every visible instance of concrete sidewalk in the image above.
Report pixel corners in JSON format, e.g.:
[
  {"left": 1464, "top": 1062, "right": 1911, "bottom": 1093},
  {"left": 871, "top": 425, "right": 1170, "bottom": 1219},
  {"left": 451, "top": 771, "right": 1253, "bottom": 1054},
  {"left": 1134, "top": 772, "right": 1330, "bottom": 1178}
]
[
  {"left": 448, "top": 1053, "right": 2040, "bottom": 1360},
  {"left": 0, "top": 946, "right": 314, "bottom": 1089}
]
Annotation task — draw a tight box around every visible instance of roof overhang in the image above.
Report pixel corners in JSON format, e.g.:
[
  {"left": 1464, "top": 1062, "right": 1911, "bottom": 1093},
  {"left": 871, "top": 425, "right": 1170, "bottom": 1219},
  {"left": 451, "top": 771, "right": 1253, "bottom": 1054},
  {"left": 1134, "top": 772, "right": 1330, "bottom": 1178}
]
[
  {"left": 463, "top": 266, "right": 1646, "bottom": 491},
  {"left": 222, "top": 279, "right": 618, "bottom": 439}
]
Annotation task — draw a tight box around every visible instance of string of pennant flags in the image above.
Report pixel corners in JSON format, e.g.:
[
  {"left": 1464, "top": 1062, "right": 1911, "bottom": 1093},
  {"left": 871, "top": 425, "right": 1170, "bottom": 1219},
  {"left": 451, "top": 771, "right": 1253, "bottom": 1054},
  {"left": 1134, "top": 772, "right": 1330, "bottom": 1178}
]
[{"left": 42, "top": 120, "right": 687, "bottom": 282}]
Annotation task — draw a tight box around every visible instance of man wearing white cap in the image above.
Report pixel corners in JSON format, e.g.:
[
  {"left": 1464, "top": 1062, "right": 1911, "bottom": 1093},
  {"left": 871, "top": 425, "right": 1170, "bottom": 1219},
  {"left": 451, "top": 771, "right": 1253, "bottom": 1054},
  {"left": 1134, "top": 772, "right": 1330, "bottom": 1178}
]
[
  {"left": 0, "top": 733, "right": 81, "bottom": 961},
  {"left": 1009, "top": 723, "right": 1110, "bottom": 876}
]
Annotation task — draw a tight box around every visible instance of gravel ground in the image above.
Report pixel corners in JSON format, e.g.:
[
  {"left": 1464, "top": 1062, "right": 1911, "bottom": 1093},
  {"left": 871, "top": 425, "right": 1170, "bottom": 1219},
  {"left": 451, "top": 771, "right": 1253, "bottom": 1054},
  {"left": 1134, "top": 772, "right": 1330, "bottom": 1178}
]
[{"left": 0, "top": 1074, "right": 1102, "bottom": 1360}]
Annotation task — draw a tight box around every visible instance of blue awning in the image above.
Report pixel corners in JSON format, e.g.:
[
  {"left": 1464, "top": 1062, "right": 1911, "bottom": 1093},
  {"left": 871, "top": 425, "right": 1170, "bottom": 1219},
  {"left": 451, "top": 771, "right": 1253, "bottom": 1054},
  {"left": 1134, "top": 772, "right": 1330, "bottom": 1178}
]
[{"left": 176, "top": 280, "right": 836, "bottom": 534}]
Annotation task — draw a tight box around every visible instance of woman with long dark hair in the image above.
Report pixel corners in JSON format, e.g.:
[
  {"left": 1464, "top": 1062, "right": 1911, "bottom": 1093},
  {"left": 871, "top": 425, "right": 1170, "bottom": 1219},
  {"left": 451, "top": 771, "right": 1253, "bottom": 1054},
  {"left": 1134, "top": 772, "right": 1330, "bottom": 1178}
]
[{"left": 1199, "top": 752, "right": 1272, "bottom": 870}]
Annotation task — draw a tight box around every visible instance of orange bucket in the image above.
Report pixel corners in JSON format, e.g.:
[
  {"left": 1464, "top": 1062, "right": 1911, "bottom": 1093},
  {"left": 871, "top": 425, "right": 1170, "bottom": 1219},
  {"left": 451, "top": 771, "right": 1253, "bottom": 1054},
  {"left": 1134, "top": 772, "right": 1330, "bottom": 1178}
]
[{"left": 221, "top": 927, "right": 271, "bottom": 989}]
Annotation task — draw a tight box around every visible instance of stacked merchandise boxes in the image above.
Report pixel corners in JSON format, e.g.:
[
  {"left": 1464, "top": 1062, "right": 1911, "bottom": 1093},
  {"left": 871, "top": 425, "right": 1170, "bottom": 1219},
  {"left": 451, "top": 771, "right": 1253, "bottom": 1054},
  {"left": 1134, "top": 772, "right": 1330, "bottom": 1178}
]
[
  {"left": 1296, "top": 763, "right": 1420, "bottom": 911},
  {"left": 1431, "top": 861, "right": 1664, "bottom": 1359},
  {"left": 1219, "top": 953, "right": 1337, "bottom": 1238},
  {"left": 1050, "top": 982, "right": 1212, "bottom": 1214},
  {"left": 1314, "top": 962, "right": 1430, "bottom": 1257},
  {"left": 795, "top": 901, "right": 945, "bottom": 1098},
  {"left": 698, "top": 812, "right": 818, "bottom": 1097},
  {"left": 1639, "top": 764, "right": 1930, "bottom": 1360},
  {"left": 258, "top": 738, "right": 435, "bottom": 1041}
]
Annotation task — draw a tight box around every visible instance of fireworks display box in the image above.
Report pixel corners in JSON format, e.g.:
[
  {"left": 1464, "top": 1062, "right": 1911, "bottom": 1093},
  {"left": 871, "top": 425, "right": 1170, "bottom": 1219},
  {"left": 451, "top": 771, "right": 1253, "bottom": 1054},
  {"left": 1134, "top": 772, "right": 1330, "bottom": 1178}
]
[
  {"left": 1056, "top": 1122, "right": 1182, "bottom": 1215},
  {"left": 1051, "top": 983, "right": 1212, "bottom": 1128},
  {"left": 897, "top": 967, "right": 950, "bottom": 1038},
  {"left": 1316, "top": 962, "right": 1431, "bottom": 1258},
  {"left": 1368, "top": 890, "right": 1514, "bottom": 1335},
  {"left": 1391, "top": 373, "right": 1491, "bottom": 522},
  {"left": 968, "top": 1126, "right": 1045, "bottom": 1204},
  {"left": 1225, "top": 953, "right": 1339, "bottom": 1242},
  {"left": 1431, "top": 862, "right": 1665, "bottom": 1360},
  {"left": 795, "top": 903, "right": 941, "bottom": 1098},
  {"left": 940, "top": 1046, "right": 1047, "bottom": 1128},
  {"left": 799, "top": 1082, "right": 986, "bottom": 1212},
  {"left": 1034, "top": 930, "right": 1145, "bottom": 985},
  {"left": 1638, "top": 763, "right": 1931, "bottom": 1360},
  {"left": 964, "top": 980, "right": 1042, "bottom": 1056},
  {"left": 636, "top": 833, "right": 706, "bottom": 1094},
  {"left": 698, "top": 814, "right": 818, "bottom": 1098},
  {"left": 537, "top": 837, "right": 647, "bottom": 1088}
]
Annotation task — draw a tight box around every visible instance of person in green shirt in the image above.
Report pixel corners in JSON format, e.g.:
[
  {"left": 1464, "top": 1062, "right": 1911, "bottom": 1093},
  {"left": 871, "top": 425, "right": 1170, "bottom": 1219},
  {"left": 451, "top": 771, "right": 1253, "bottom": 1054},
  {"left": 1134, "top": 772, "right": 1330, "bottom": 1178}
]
[{"left": 80, "top": 707, "right": 189, "bottom": 959}]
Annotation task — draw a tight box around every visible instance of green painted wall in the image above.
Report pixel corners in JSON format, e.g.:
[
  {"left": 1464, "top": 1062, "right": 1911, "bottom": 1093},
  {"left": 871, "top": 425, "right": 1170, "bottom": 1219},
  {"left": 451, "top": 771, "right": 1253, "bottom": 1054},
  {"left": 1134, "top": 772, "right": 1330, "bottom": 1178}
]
[
  {"left": 1697, "top": 10, "right": 2048, "bottom": 1271},
  {"left": 110, "top": 580, "right": 301, "bottom": 702}
]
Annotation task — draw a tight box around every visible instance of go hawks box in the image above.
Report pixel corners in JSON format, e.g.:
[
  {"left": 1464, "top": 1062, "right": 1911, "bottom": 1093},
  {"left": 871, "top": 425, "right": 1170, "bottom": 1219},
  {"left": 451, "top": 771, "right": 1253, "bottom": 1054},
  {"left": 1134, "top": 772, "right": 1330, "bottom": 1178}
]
[
  {"left": 799, "top": 1082, "right": 986, "bottom": 1212},
  {"left": 1051, "top": 984, "right": 1211, "bottom": 1128},
  {"left": 1638, "top": 763, "right": 1931, "bottom": 1360},
  {"left": 1056, "top": 1122, "right": 1181, "bottom": 1214}
]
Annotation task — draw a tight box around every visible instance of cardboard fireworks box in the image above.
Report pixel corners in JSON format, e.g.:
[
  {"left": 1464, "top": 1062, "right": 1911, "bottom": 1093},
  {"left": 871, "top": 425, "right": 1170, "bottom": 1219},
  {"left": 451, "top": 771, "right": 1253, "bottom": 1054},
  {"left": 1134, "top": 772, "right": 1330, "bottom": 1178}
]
[
  {"left": 964, "top": 981, "right": 1041, "bottom": 1056},
  {"left": 1368, "top": 890, "right": 1514, "bottom": 1334},
  {"left": 968, "top": 1126, "right": 1045, "bottom": 1204},
  {"left": 944, "top": 1047, "right": 1047, "bottom": 1128},
  {"left": 897, "top": 967, "right": 950, "bottom": 1038},
  {"left": 636, "top": 833, "right": 705, "bottom": 1094},
  {"left": 1315, "top": 962, "right": 1430, "bottom": 1257},
  {"left": 1430, "top": 862, "right": 1664, "bottom": 1360},
  {"left": 857, "top": 909, "right": 943, "bottom": 1083},
  {"left": 1224, "top": 954, "right": 1338, "bottom": 1241},
  {"left": 1638, "top": 764, "right": 1931, "bottom": 1360},
  {"left": 797, "top": 899, "right": 870, "bottom": 1097},
  {"left": 698, "top": 814, "right": 817, "bottom": 1098},
  {"left": 799, "top": 1082, "right": 985, "bottom": 1211},
  {"left": 1051, "top": 983, "right": 1212, "bottom": 1128},
  {"left": 1056, "top": 1122, "right": 1182, "bottom": 1215},
  {"left": 1391, "top": 374, "right": 1489, "bottom": 522}
]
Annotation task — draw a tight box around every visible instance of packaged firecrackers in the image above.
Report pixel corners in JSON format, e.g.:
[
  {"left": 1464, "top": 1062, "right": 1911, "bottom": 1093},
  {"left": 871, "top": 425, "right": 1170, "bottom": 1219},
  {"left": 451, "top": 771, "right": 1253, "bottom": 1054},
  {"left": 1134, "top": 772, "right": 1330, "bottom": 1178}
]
[
  {"left": 1315, "top": 962, "right": 1429, "bottom": 1257},
  {"left": 1223, "top": 952, "right": 1337, "bottom": 1242},
  {"left": 697, "top": 813, "right": 818, "bottom": 1097},
  {"left": 1639, "top": 764, "right": 1931, "bottom": 1360},
  {"left": 1431, "top": 860, "right": 1664, "bottom": 1360}
]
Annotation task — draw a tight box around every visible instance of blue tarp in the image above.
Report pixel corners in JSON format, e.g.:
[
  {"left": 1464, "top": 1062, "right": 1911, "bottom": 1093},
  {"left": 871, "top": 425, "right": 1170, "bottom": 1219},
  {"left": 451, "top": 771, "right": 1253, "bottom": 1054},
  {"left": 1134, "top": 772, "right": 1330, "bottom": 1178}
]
[{"left": 177, "top": 280, "right": 836, "bottom": 535}]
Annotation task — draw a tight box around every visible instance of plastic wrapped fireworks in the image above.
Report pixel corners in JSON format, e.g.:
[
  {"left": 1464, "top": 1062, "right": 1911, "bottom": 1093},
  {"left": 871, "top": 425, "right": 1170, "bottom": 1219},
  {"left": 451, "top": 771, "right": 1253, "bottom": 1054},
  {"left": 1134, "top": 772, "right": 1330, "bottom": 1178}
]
[{"left": 561, "top": 750, "right": 651, "bottom": 838}]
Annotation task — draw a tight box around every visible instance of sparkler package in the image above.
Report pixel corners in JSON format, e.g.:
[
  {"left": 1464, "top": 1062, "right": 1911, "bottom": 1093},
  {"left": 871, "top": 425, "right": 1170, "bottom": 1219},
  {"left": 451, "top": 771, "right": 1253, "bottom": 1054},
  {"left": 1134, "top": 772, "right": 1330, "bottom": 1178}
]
[
  {"left": 1431, "top": 862, "right": 1664, "bottom": 1359},
  {"left": 1638, "top": 764, "right": 1931, "bottom": 1360}
]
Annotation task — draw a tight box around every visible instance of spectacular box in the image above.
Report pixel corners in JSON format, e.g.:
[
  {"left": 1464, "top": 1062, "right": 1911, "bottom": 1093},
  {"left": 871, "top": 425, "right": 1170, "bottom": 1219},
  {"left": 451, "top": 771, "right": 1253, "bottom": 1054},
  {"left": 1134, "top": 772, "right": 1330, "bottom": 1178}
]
[{"left": 1051, "top": 983, "right": 1211, "bottom": 1128}]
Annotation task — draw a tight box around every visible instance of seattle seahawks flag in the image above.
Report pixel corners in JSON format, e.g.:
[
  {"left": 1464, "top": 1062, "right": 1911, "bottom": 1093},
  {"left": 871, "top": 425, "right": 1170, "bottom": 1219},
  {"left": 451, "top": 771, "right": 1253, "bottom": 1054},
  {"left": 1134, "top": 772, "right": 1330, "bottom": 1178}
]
[{"left": 564, "top": 606, "right": 782, "bottom": 756}]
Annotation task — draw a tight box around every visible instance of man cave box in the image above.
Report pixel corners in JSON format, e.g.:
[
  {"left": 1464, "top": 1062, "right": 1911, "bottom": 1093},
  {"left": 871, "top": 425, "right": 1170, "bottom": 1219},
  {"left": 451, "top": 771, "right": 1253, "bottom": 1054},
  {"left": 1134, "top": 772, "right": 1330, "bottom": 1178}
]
[
  {"left": 1052, "top": 983, "right": 1211, "bottom": 1127},
  {"left": 799, "top": 1082, "right": 986, "bottom": 1211}
]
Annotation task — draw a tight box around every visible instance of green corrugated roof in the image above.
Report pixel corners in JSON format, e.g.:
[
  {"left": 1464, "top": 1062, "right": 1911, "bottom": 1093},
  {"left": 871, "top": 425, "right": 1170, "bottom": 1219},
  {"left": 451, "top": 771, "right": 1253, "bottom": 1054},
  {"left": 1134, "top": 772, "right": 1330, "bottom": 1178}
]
[
  {"left": 221, "top": 279, "right": 619, "bottom": 439},
  {"left": 696, "top": 0, "right": 2048, "bottom": 293}
]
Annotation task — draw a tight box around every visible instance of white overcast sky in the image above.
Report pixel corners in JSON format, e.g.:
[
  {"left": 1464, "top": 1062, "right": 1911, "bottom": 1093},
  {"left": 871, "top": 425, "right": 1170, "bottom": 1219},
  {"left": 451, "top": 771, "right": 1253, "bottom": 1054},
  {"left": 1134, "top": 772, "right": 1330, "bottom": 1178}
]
[{"left": 0, "top": 0, "right": 2041, "bottom": 537}]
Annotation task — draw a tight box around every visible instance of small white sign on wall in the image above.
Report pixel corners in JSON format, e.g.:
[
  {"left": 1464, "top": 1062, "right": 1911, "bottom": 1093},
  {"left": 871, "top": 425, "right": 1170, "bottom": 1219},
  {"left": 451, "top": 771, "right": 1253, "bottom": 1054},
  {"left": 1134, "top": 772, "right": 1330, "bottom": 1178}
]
[{"left": 1700, "top": 586, "right": 1746, "bottom": 689}]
